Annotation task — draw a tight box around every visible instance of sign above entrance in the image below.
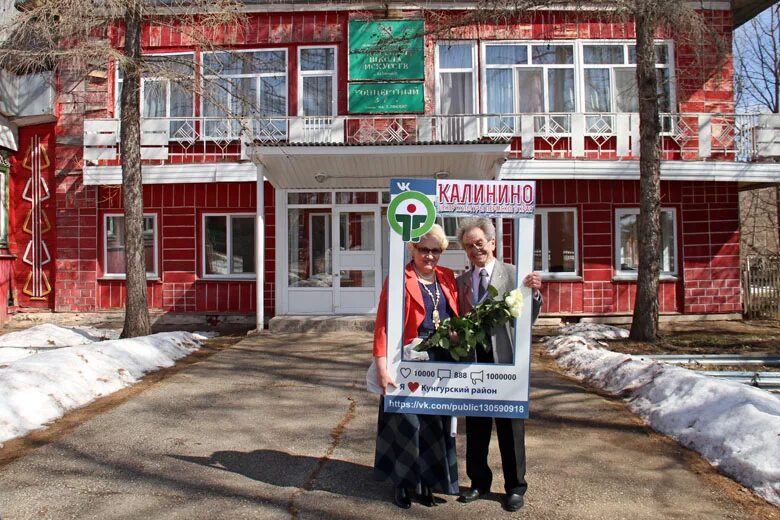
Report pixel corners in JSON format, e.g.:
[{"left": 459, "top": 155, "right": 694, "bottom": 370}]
[
  {"left": 348, "top": 20, "right": 425, "bottom": 81},
  {"left": 347, "top": 82, "right": 424, "bottom": 114}
]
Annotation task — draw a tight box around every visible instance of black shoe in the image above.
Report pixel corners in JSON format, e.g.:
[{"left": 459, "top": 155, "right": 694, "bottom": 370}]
[
  {"left": 418, "top": 486, "right": 437, "bottom": 507},
  {"left": 393, "top": 487, "right": 412, "bottom": 509},
  {"left": 458, "top": 487, "right": 488, "bottom": 503},
  {"left": 504, "top": 493, "right": 524, "bottom": 512}
]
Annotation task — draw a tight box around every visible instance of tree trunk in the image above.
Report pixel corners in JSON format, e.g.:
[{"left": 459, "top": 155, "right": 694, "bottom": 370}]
[
  {"left": 629, "top": 4, "right": 662, "bottom": 342},
  {"left": 119, "top": 5, "right": 151, "bottom": 338}
]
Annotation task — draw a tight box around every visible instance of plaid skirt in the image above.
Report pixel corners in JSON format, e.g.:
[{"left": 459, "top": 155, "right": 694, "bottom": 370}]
[{"left": 373, "top": 400, "right": 459, "bottom": 494}]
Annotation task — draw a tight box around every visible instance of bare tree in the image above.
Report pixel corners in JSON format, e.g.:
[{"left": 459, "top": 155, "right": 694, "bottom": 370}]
[
  {"left": 734, "top": 3, "right": 780, "bottom": 265},
  {"left": 0, "top": 0, "right": 244, "bottom": 337},
  {"left": 433, "top": 0, "right": 726, "bottom": 340},
  {"left": 626, "top": 0, "right": 726, "bottom": 341},
  {"left": 735, "top": 2, "right": 780, "bottom": 113}
]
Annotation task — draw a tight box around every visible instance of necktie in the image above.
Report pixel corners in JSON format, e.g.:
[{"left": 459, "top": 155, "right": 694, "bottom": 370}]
[{"left": 477, "top": 268, "right": 489, "bottom": 302}]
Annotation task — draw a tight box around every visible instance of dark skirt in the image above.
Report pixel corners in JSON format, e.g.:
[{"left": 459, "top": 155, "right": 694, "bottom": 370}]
[{"left": 373, "top": 399, "right": 459, "bottom": 494}]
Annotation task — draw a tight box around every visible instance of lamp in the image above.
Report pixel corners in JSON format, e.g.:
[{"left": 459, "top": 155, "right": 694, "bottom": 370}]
[
  {"left": 434, "top": 170, "right": 449, "bottom": 179},
  {"left": 314, "top": 172, "right": 329, "bottom": 183}
]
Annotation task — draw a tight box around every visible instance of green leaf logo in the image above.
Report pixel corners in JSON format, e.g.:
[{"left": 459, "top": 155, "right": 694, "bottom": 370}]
[{"left": 387, "top": 191, "right": 436, "bottom": 242}]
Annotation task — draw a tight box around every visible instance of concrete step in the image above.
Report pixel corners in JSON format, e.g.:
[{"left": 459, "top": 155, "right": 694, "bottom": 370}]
[
  {"left": 269, "top": 315, "right": 563, "bottom": 333},
  {"left": 268, "top": 315, "right": 376, "bottom": 333}
]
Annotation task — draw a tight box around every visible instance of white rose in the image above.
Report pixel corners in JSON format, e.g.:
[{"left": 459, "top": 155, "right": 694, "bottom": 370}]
[{"left": 505, "top": 288, "right": 524, "bottom": 317}]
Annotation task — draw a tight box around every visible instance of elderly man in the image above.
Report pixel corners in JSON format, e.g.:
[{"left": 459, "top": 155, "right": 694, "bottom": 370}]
[{"left": 455, "top": 217, "right": 542, "bottom": 512}]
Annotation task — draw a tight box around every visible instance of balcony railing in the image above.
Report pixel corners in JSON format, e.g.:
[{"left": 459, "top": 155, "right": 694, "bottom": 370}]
[{"left": 83, "top": 112, "right": 778, "bottom": 165}]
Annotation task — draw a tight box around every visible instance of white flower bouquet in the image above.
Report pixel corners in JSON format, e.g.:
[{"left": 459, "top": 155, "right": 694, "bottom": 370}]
[{"left": 415, "top": 286, "right": 524, "bottom": 360}]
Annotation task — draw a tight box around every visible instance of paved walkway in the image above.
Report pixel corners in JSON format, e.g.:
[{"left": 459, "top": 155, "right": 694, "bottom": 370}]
[{"left": 0, "top": 332, "right": 771, "bottom": 519}]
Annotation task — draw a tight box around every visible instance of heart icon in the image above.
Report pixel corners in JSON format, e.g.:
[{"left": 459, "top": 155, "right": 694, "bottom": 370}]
[
  {"left": 408, "top": 382, "right": 420, "bottom": 392},
  {"left": 400, "top": 368, "right": 411, "bottom": 378}
]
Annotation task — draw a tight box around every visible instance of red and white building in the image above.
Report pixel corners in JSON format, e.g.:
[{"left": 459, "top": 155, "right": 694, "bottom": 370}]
[{"left": 2, "top": 0, "right": 779, "bottom": 326}]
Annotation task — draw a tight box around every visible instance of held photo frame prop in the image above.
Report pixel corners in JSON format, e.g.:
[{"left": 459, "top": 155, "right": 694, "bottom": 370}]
[{"left": 384, "top": 178, "right": 536, "bottom": 419}]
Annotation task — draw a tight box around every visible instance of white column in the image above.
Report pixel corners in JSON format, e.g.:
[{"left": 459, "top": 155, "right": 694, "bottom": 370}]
[
  {"left": 255, "top": 164, "right": 265, "bottom": 330},
  {"left": 698, "top": 114, "right": 712, "bottom": 158}
]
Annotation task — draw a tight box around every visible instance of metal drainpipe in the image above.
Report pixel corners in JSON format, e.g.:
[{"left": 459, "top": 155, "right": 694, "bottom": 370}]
[{"left": 255, "top": 164, "right": 265, "bottom": 330}]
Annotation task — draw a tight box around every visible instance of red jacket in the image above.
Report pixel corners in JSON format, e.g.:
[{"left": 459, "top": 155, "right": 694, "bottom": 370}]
[{"left": 373, "top": 263, "right": 459, "bottom": 357}]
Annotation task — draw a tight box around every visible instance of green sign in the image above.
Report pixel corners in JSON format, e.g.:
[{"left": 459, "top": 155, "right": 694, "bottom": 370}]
[
  {"left": 348, "top": 20, "right": 424, "bottom": 81},
  {"left": 348, "top": 82, "right": 424, "bottom": 114}
]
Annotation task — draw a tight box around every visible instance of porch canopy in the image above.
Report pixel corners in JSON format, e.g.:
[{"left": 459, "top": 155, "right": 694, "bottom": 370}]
[{"left": 251, "top": 143, "right": 510, "bottom": 189}]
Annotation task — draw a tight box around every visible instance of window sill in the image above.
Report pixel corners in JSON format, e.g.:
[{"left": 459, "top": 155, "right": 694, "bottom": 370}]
[
  {"left": 99, "top": 276, "right": 160, "bottom": 282},
  {"left": 612, "top": 274, "right": 679, "bottom": 283},
  {"left": 199, "top": 276, "right": 257, "bottom": 282},
  {"left": 540, "top": 273, "right": 582, "bottom": 282}
]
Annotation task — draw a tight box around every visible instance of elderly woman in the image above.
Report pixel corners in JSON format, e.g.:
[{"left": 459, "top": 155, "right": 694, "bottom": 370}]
[{"left": 372, "top": 224, "right": 459, "bottom": 509}]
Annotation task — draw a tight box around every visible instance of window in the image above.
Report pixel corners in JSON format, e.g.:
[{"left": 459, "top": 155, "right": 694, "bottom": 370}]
[
  {"left": 298, "top": 47, "right": 337, "bottom": 117},
  {"left": 437, "top": 42, "right": 476, "bottom": 114},
  {"left": 288, "top": 207, "right": 332, "bottom": 288},
  {"left": 203, "top": 214, "right": 256, "bottom": 278},
  {"left": 582, "top": 42, "right": 673, "bottom": 130},
  {"left": 201, "top": 49, "right": 288, "bottom": 139},
  {"left": 534, "top": 209, "right": 578, "bottom": 275},
  {"left": 103, "top": 215, "right": 158, "bottom": 277},
  {"left": 436, "top": 216, "right": 465, "bottom": 250},
  {"left": 482, "top": 43, "right": 575, "bottom": 132},
  {"left": 116, "top": 53, "right": 196, "bottom": 137},
  {"left": 614, "top": 208, "right": 677, "bottom": 277}
]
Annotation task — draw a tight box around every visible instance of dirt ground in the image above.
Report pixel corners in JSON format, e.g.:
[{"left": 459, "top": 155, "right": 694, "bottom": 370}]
[
  {"left": 0, "top": 329, "right": 250, "bottom": 468},
  {"left": 536, "top": 319, "right": 780, "bottom": 374},
  {"left": 537, "top": 319, "right": 780, "bottom": 353},
  {"left": 1, "top": 318, "right": 778, "bottom": 518}
]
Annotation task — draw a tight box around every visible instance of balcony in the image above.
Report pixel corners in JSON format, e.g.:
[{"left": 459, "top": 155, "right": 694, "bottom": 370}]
[{"left": 83, "top": 112, "right": 779, "bottom": 166}]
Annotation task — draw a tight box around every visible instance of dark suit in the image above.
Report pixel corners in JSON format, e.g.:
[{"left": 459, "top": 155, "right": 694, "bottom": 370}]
[{"left": 456, "top": 261, "right": 541, "bottom": 496}]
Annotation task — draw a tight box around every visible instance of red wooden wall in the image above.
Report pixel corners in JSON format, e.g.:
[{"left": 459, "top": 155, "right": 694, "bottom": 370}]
[
  {"left": 54, "top": 178, "right": 275, "bottom": 315},
  {"left": 504, "top": 179, "right": 740, "bottom": 316}
]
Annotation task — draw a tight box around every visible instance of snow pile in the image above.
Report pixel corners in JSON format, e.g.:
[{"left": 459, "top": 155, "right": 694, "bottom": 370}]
[
  {"left": 0, "top": 324, "right": 119, "bottom": 348},
  {"left": 0, "top": 347, "right": 37, "bottom": 364},
  {"left": 0, "top": 324, "right": 121, "bottom": 365},
  {"left": 543, "top": 323, "right": 780, "bottom": 507},
  {"left": 557, "top": 322, "right": 630, "bottom": 340},
  {"left": 0, "top": 330, "right": 205, "bottom": 446}
]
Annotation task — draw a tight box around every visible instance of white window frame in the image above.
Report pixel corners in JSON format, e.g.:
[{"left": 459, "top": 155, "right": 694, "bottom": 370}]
[
  {"left": 202, "top": 213, "right": 256, "bottom": 279},
  {"left": 200, "top": 48, "right": 289, "bottom": 139},
  {"left": 308, "top": 212, "right": 332, "bottom": 276},
  {"left": 102, "top": 213, "right": 159, "bottom": 279},
  {"left": 297, "top": 45, "right": 338, "bottom": 117},
  {"left": 535, "top": 207, "right": 579, "bottom": 278},
  {"left": 480, "top": 41, "right": 576, "bottom": 115},
  {"left": 436, "top": 216, "right": 465, "bottom": 250},
  {"left": 579, "top": 40, "right": 676, "bottom": 115},
  {"left": 435, "top": 40, "right": 478, "bottom": 114},
  {"left": 614, "top": 207, "right": 678, "bottom": 279},
  {"left": 116, "top": 52, "right": 196, "bottom": 119}
]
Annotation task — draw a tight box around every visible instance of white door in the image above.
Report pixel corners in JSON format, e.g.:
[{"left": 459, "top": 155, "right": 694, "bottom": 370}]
[{"left": 333, "top": 206, "right": 381, "bottom": 313}]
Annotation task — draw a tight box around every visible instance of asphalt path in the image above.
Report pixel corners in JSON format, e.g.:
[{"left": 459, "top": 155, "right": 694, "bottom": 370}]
[{"left": 0, "top": 331, "right": 775, "bottom": 520}]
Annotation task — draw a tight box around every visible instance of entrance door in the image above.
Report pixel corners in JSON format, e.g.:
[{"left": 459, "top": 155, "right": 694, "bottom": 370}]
[{"left": 333, "top": 206, "right": 381, "bottom": 313}]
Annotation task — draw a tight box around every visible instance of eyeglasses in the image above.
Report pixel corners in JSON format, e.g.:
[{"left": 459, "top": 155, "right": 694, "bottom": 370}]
[
  {"left": 463, "top": 240, "right": 490, "bottom": 251},
  {"left": 415, "top": 246, "right": 442, "bottom": 256}
]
